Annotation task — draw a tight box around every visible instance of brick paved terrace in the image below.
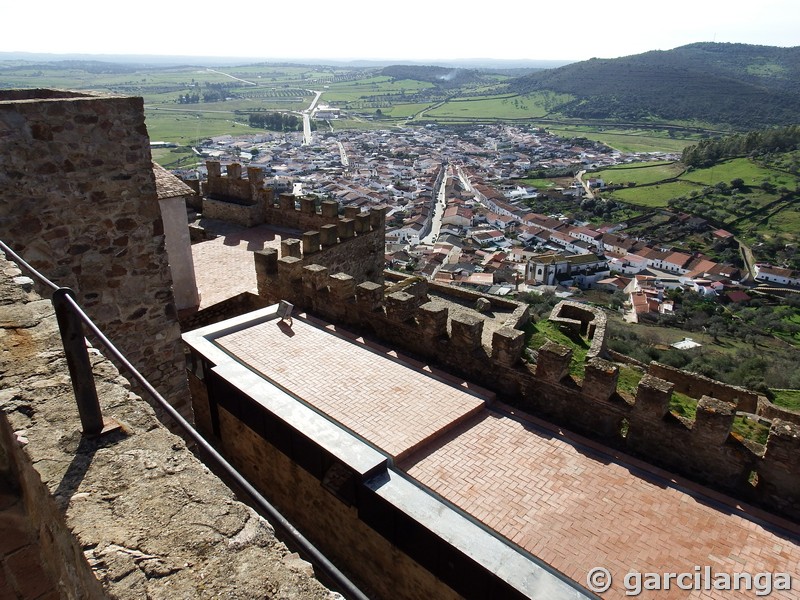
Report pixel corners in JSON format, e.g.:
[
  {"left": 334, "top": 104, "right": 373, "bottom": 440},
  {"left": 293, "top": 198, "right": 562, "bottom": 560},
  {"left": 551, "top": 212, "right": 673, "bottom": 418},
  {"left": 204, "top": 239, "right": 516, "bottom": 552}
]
[
  {"left": 215, "top": 312, "right": 800, "bottom": 600},
  {"left": 400, "top": 406, "right": 800, "bottom": 599},
  {"left": 215, "top": 315, "right": 488, "bottom": 461},
  {"left": 191, "top": 220, "right": 295, "bottom": 308}
]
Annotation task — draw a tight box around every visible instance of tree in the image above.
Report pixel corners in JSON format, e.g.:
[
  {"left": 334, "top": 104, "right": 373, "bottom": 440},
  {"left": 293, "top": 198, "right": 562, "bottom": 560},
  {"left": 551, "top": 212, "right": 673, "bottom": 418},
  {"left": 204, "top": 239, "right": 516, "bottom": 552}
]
[{"left": 730, "top": 178, "right": 746, "bottom": 191}]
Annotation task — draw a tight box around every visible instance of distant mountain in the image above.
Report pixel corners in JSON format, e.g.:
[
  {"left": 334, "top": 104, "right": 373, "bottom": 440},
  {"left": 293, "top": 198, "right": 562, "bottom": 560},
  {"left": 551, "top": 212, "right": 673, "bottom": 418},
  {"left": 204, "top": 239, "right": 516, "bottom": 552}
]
[
  {"left": 0, "top": 52, "right": 573, "bottom": 71},
  {"left": 506, "top": 43, "right": 800, "bottom": 129}
]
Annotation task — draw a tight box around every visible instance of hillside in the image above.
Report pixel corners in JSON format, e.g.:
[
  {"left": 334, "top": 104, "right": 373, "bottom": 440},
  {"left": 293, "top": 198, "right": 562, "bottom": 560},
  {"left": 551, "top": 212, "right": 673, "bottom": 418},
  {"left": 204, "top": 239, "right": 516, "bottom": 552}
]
[{"left": 507, "top": 43, "right": 800, "bottom": 128}]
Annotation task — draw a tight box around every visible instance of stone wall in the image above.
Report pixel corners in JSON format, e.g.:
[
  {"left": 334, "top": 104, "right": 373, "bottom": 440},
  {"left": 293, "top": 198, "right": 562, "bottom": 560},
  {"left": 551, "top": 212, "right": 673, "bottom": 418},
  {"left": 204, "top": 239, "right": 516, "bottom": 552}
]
[
  {"left": 204, "top": 160, "right": 372, "bottom": 232},
  {"left": 178, "top": 291, "right": 268, "bottom": 332},
  {"left": 254, "top": 209, "right": 386, "bottom": 303},
  {"left": 214, "top": 405, "right": 461, "bottom": 600},
  {"left": 0, "top": 89, "right": 190, "bottom": 417},
  {"left": 255, "top": 262, "right": 800, "bottom": 521},
  {"left": 0, "top": 253, "right": 336, "bottom": 600},
  {"left": 549, "top": 300, "right": 608, "bottom": 359},
  {"left": 648, "top": 362, "right": 760, "bottom": 413}
]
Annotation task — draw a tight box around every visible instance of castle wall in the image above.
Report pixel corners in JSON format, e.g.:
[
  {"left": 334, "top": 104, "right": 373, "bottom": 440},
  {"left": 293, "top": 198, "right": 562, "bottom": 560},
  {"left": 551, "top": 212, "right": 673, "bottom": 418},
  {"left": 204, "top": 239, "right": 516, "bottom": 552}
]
[
  {"left": 0, "top": 254, "right": 333, "bottom": 600},
  {"left": 254, "top": 212, "right": 386, "bottom": 303},
  {"left": 648, "top": 362, "right": 760, "bottom": 413},
  {"left": 0, "top": 90, "right": 190, "bottom": 417},
  {"left": 256, "top": 262, "right": 800, "bottom": 521},
  {"left": 214, "top": 405, "right": 462, "bottom": 600}
]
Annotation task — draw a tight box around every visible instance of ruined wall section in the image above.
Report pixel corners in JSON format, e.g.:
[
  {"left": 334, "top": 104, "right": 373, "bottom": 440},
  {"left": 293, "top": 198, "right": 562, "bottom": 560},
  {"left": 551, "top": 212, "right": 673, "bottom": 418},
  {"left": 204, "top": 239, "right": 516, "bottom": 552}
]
[
  {"left": 0, "top": 90, "right": 189, "bottom": 416},
  {"left": 549, "top": 300, "right": 608, "bottom": 359},
  {"left": 255, "top": 262, "right": 800, "bottom": 521},
  {"left": 648, "top": 362, "right": 761, "bottom": 413}
]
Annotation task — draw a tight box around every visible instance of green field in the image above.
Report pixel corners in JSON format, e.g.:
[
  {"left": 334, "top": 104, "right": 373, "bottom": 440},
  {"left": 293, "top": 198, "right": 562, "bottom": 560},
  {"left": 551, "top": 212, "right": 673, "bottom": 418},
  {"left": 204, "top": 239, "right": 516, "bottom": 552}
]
[
  {"left": 322, "top": 77, "right": 433, "bottom": 104},
  {"left": 771, "top": 389, "right": 800, "bottom": 411},
  {"left": 681, "top": 157, "right": 795, "bottom": 188},
  {"left": 143, "top": 110, "right": 251, "bottom": 143},
  {"left": 381, "top": 102, "right": 436, "bottom": 118},
  {"left": 608, "top": 180, "right": 701, "bottom": 207},
  {"left": 592, "top": 162, "right": 686, "bottom": 186},
  {"left": 545, "top": 126, "right": 699, "bottom": 153}
]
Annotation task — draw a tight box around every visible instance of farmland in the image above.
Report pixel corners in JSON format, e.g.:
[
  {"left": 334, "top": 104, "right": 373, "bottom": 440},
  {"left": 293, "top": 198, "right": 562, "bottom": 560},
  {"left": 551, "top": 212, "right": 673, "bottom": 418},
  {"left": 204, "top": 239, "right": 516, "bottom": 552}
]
[{"left": 0, "top": 59, "right": 706, "bottom": 155}]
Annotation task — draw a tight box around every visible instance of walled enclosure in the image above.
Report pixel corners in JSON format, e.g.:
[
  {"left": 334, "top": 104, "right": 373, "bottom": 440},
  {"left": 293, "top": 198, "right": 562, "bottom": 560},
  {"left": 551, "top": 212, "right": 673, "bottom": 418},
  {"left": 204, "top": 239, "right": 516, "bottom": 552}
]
[
  {"left": 0, "top": 90, "right": 190, "bottom": 417},
  {"left": 204, "top": 160, "right": 387, "bottom": 289},
  {"left": 183, "top": 306, "right": 588, "bottom": 600},
  {"left": 0, "top": 253, "right": 335, "bottom": 599},
  {"left": 254, "top": 259, "right": 800, "bottom": 522}
]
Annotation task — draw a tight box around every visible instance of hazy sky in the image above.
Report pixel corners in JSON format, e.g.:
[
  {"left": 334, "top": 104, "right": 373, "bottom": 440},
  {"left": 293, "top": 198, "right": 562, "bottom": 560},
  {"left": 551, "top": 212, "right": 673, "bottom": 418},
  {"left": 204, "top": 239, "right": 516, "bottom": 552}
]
[{"left": 3, "top": 0, "right": 797, "bottom": 62}]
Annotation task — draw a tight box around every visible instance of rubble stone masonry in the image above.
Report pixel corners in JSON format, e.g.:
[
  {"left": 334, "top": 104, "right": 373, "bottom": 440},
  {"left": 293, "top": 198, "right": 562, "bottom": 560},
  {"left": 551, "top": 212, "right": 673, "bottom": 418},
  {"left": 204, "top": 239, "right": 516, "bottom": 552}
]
[
  {"left": 0, "top": 253, "right": 335, "bottom": 599},
  {"left": 0, "top": 90, "right": 190, "bottom": 416}
]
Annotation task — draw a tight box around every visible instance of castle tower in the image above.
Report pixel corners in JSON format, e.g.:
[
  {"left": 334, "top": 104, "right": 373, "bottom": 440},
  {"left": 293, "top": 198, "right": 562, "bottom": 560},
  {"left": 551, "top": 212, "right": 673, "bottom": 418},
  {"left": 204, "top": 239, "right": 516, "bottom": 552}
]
[{"left": 0, "top": 89, "right": 191, "bottom": 417}]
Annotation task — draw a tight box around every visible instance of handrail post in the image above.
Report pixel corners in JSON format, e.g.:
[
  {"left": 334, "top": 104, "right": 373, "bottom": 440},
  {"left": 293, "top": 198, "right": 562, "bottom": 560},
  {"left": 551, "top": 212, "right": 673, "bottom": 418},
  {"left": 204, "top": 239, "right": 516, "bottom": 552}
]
[{"left": 52, "top": 287, "right": 104, "bottom": 436}]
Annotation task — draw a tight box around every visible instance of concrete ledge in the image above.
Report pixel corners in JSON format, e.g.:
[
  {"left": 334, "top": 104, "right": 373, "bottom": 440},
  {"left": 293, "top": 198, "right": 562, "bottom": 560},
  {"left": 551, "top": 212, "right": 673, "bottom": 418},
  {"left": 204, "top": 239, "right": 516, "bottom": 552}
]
[{"left": 367, "top": 471, "right": 590, "bottom": 600}]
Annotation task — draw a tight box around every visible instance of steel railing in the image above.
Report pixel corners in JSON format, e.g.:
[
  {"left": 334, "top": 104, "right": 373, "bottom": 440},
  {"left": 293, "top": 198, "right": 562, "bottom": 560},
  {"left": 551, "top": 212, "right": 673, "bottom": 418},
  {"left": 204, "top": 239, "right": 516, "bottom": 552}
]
[{"left": 0, "top": 239, "right": 369, "bottom": 600}]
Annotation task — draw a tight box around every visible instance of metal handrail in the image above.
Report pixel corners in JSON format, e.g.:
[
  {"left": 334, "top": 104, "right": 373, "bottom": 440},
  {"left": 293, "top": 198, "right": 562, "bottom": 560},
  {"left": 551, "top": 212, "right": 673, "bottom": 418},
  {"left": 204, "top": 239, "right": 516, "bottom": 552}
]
[{"left": 0, "top": 240, "right": 369, "bottom": 600}]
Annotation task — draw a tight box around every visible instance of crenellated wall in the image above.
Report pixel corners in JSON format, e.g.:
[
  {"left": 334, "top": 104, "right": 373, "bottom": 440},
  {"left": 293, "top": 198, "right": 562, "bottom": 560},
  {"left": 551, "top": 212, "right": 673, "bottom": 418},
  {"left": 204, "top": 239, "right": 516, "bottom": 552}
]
[
  {"left": 648, "top": 362, "right": 761, "bottom": 413},
  {"left": 254, "top": 262, "right": 800, "bottom": 521},
  {"left": 202, "top": 162, "right": 274, "bottom": 226},
  {"left": 254, "top": 207, "right": 386, "bottom": 300}
]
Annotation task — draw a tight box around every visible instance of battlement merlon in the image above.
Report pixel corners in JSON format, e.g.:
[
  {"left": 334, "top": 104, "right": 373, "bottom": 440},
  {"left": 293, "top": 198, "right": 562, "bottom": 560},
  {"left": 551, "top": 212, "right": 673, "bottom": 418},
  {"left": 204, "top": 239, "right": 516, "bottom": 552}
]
[
  {"left": 581, "top": 357, "right": 620, "bottom": 403},
  {"left": 693, "top": 396, "right": 737, "bottom": 446},
  {"left": 535, "top": 341, "right": 573, "bottom": 384}
]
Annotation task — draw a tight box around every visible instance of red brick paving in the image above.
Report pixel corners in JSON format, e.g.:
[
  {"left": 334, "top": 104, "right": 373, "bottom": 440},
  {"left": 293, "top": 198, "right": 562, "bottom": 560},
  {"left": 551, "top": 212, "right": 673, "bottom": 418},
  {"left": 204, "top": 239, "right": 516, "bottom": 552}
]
[
  {"left": 400, "top": 409, "right": 800, "bottom": 599},
  {"left": 216, "top": 305, "right": 800, "bottom": 599},
  {"left": 216, "top": 315, "right": 487, "bottom": 460},
  {"left": 191, "top": 224, "right": 287, "bottom": 308}
]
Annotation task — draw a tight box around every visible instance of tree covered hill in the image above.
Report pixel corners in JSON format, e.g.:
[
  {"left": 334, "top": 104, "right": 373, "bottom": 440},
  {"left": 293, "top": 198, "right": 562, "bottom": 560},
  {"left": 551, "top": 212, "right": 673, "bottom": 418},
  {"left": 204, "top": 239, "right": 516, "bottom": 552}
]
[{"left": 506, "top": 43, "right": 800, "bottom": 129}]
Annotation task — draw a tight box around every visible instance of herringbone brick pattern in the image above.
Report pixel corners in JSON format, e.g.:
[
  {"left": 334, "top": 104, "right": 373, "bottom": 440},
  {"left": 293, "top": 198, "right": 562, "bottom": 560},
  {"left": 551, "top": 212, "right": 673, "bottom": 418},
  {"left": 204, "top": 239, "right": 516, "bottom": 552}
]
[
  {"left": 217, "top": 316, "right": 487, "bottom": 459},
  {"left": 217, "top": 311, "right": 799, "bottom": 599},
  {"left": 401, "top": 410, "right": 800, "bottom": 599}
]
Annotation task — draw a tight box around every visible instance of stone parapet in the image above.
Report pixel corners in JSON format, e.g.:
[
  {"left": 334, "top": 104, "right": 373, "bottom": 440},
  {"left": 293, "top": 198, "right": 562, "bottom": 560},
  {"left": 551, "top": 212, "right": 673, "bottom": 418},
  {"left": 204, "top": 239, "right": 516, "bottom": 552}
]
[
  {"left": 694, "top": 396, "right": 737, "bottom": 446},
  {"left": 632, "top": 374, "right": 673, "bottom": 420},
  {"left": 535, "top": 341, "right": 573, "bottom": 383},
  {"left": 491, "top": 327, "right": 525, "bottom": 366},
  {"left": 0, "top": 256, "right": 334, "bottom": 600},
  {"left": 450, "top": 313, "right": 484, "bottom": 351},
  {"left": 649, "top": 362, "right": 760, "bottom": 413},
  {"left": 581, "top": 357, "right": 620, "bottom": 403}
]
